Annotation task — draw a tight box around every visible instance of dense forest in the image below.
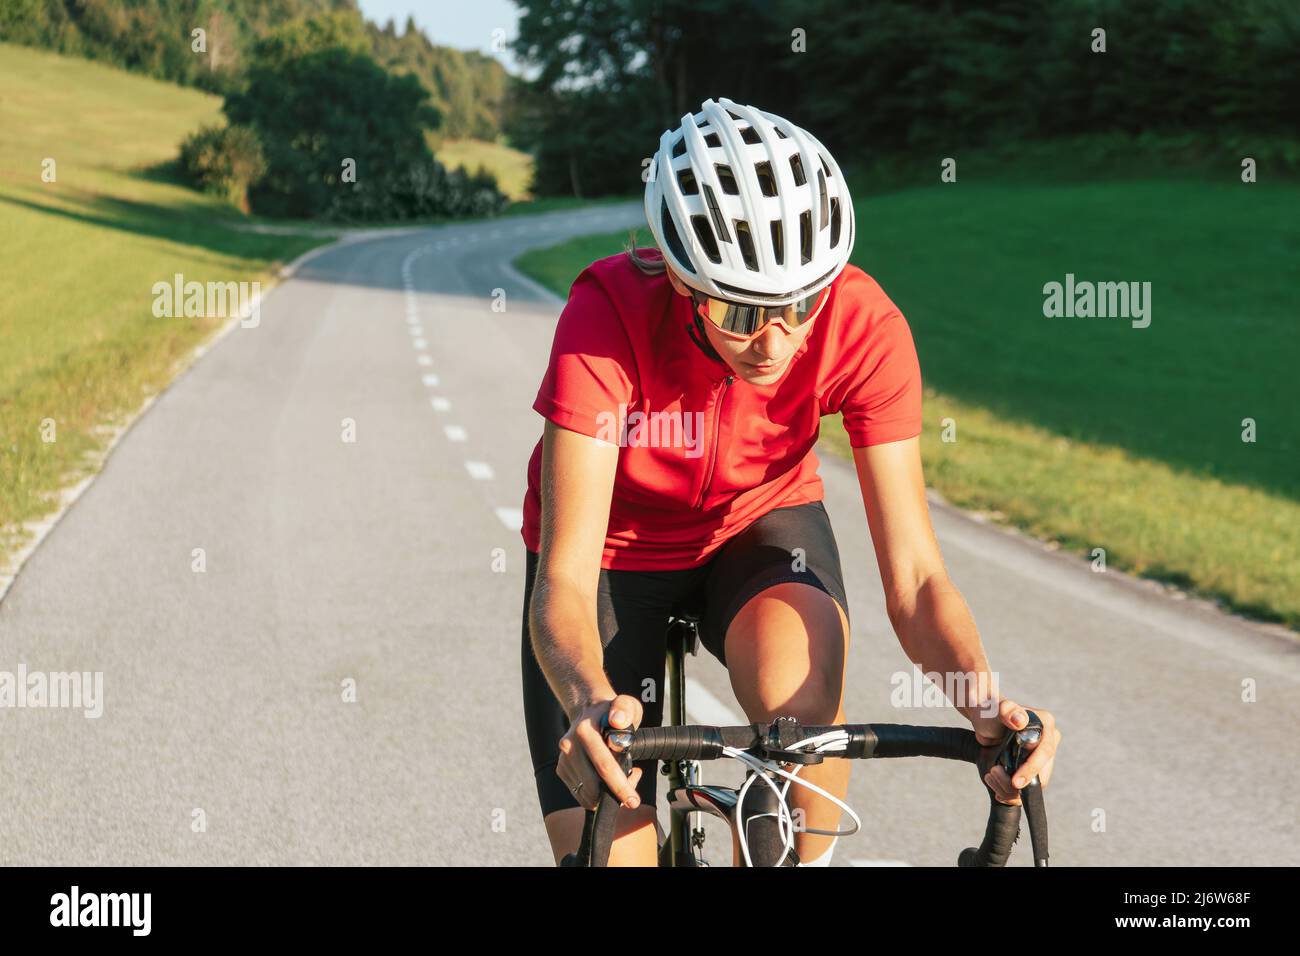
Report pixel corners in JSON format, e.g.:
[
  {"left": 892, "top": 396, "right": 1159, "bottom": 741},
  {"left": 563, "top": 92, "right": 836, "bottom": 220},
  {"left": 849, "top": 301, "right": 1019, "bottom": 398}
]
[
  {"left": 0, "top": 0, "right": 509, "bottom": 140},
  {"left": 507, "top": 0, "right": 1300, "bottom": 196}
]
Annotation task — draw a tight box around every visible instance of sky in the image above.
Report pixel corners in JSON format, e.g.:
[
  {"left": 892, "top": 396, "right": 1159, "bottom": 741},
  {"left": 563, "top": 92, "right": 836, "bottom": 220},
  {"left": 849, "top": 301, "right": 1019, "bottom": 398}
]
[{"left": 356, "top": 0, "right": 524, "bottom": 73}]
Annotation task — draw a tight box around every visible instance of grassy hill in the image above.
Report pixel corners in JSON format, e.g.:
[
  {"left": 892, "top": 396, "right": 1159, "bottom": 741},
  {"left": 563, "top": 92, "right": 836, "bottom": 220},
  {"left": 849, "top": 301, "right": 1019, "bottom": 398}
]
[
  {"left": 512, "top": 153, "right": 1300, "bottom": 631},
  {"left": 434, "top": 138, "right": 534, "bottom": 201},
  {"left": 0, "top": 42, "right": 327, "bottom": 558}
]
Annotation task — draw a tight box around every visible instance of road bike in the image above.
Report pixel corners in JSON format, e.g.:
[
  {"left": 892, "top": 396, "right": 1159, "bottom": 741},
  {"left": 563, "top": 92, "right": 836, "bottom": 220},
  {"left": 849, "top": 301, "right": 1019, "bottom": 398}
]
[{"left": 563, "top": 610, "right": 1050, "bottom": 867}]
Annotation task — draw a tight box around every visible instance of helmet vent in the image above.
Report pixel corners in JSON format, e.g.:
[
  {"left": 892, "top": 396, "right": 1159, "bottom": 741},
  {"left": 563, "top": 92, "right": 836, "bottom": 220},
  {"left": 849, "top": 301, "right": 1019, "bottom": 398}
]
[
  {"left": 774, "top": 126, "right": 788, "bottom": 139},
  {"left": 661, "top": 200, "right": 696, "bottom": 274},
  {"left": 671, "top": 138, "right": 687, "bottom": 159},
  {"left": 755, "top": 162, "right": 778, "bottom": 197},
  {"left": 739, "top": 125, "right": 761, "bottom": 145},
  {"left": 799, "top": 210, "right": 812, "bottom": 265},
  {"left": 820, "top": 154, "right": 832, "bottom": 177},
  {"left": 703, "top": 132, "right": 721, "bottom": 148},
  {"left": 789, "top": 153, "right": 806, "bottom": 187},
  {"left": 816, "top": 169, "right": 829, "bottom": 230},
  {"left": 735, "top": 220, "right": 758, "bottom": 271},
  {"left": 702, "top": 184, "right": 731, "bottom": 244},
  {"left": 770, "top": 220, "right": 784, "bottom": 266},
  {"left": 830, "top": 198, "right": 842, "bottom": 248},
  {"left": 691, "top": 215, "right": 723, "bottom": 263},
  {"left": 715, "top": 164, "right": 739, "bottom": 195},
  {"left": 677, "top": 168, "right": 699, "bottom": 195}
]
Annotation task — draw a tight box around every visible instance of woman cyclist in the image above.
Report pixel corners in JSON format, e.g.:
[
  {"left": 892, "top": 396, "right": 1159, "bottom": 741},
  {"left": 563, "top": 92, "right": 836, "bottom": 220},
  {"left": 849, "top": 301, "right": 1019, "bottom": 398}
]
[{"left": 520, "top": 97, "right": 1061, "bottom": 867}]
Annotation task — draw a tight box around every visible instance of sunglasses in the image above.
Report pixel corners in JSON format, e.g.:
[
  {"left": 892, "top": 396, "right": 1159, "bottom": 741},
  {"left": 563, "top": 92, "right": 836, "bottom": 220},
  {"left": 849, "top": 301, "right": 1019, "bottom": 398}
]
[{"left": 690, "top": 286, "right": 828, "bottom": 339}]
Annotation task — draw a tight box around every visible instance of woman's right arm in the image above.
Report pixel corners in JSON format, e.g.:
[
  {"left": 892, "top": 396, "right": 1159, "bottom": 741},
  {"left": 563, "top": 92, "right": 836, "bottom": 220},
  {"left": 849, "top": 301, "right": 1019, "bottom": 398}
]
[{"left": 529, "top": 419, "right": 643, "bottom": 809}]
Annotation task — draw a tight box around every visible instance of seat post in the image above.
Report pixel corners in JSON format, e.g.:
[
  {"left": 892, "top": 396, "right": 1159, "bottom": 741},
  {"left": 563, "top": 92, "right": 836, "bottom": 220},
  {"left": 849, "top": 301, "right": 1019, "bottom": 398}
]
[{"left": 664, "top": 614, "right": 703, "bottom": 865}]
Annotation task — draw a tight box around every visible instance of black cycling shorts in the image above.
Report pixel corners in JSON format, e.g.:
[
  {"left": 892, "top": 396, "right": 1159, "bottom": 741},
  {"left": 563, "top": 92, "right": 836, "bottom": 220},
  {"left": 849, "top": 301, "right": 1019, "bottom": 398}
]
[{"left": 520, "top": 500, "right": 850, "bottom": 818}]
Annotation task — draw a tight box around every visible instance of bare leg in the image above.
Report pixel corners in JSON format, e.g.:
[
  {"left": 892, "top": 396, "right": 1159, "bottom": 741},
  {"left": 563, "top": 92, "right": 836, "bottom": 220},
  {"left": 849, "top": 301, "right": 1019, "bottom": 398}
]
[
  {"left": 724, "top": 582, "right": 851, "bottom": 865},
  {"left": 542, "top": 804, "right": 659, "bottom": 867}
]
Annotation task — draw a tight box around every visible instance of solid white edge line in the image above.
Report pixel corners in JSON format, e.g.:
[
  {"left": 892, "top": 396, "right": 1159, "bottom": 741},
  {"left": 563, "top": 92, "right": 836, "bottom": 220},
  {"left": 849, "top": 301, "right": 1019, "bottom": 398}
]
[
  {"left": 683, "top": 678, "right": 742, "bottom": 727},
  {"left": 494, "top": 507, "right": 523, "bottom": 531},
  {"left": 499, "top": 259, "right": 563, "bottom": 305}
]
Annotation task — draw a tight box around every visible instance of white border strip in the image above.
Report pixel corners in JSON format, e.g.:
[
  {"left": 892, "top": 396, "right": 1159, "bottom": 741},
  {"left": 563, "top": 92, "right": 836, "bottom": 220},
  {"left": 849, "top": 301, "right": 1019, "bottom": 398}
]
[{"left": 0, "top": 237, "right": 343, "bottom": 604}]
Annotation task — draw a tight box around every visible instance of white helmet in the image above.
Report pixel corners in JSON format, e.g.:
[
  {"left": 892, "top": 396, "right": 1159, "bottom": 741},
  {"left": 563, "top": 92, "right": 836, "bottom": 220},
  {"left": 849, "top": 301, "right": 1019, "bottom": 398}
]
[{"left": 644, "top": 97, "right": 854, "bottom": 308}]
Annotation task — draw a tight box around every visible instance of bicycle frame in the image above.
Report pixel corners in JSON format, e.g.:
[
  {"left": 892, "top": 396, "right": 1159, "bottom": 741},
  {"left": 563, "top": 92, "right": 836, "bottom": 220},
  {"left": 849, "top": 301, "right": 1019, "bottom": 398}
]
[
  {"left": 564, "top": 614, "right": 1050, "bottom": 868},
  {"left": 663, "top": 613, "right": 705, "bottom": 867},
  {"left": 662, "top": 614, "right": 796, "bottom": 867}
]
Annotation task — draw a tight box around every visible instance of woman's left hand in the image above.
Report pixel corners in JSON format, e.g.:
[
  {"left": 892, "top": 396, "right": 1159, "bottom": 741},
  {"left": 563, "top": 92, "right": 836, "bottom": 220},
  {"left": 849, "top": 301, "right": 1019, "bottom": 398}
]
[{"left": 970, "top": 699, "right": 1060, "bottom": 806}]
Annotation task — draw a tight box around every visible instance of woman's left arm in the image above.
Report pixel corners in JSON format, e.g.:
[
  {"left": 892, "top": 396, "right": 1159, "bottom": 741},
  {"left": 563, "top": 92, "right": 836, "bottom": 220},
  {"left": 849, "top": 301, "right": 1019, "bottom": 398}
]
[{"left": 852, "top": 437, "right": 1061, "bottom": 805}]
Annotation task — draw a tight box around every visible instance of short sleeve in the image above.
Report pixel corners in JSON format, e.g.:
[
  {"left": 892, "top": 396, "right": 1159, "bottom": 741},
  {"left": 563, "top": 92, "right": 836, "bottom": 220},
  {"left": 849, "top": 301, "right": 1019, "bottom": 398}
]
[
  {"left": 533, "top": 270, "right": 637, "bottom": 441},
  {"left": 837, "top": 309, "right": 923, "bottom": 448}
]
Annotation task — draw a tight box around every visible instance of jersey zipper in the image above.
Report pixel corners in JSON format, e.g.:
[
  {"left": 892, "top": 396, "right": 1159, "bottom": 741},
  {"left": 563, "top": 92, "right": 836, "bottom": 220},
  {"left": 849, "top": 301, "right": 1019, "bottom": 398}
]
[{"left": 694, "top": 375, "right": 733, "bottom": 509}]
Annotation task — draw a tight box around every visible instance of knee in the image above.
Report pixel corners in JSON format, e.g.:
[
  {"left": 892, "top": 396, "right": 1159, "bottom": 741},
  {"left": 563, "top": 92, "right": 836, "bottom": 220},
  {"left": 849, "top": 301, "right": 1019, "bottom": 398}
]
[{"left": 745, "top": 668, "right": 843, "bottom": 725}]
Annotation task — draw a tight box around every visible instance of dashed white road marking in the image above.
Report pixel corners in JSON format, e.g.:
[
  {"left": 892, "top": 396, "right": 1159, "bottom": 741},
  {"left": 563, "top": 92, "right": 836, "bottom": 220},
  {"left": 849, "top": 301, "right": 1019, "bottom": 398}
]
[
  {"left": 464, "top": 461, "right": 495, "bottom": 480},
  {"left": 444, "top": 425, "right": 467, "bottom": 442},
  {"left": 421, "top": 374, "right": 440, "bottom": 387},
  {"left": 850, "top": 859, "right": 914, "bottom": 867},
  {"left": 408, "top": 325, "right": 424, "bottom": 336},
  {"left": 412, "top": 339, "right": 428, "bottom": 350},
  {"left": 417, "top": 354, "right": 432, "bottom": 366},
  {"left": 430, "top": 397, "right": 451, "bottom": 411},
  {"left": 684, "top": 678, "right": 743, "bottom": 727},
  {"left": 405, "top": 314, "right": 420, "bottom": 325},
  {"left": 494, "top": 507, "right": 523, "bottom": 531}
]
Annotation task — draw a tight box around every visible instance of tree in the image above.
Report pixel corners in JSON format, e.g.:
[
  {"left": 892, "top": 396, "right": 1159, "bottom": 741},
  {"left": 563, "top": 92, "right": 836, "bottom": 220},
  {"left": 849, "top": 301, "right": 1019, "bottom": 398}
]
[{"left": 225, "top": 42, "right": 440, "bottom": 218}]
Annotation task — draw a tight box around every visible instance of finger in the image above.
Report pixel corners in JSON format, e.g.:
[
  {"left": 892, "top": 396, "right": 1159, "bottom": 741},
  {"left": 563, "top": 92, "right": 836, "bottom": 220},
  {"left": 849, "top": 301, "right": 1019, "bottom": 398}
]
[
  {"left": 607, "top": 694, "right": 644, "bottom": 731},
  {"left": 983, "top": 765, "right": 1020, "bottom": 804},
  {"left": 578, "top": 725, "right": 639, "bottom": 808},
  {"left": 566, "top": 760, "right": 602, "bottom": 810},
  {"left": 998, "top": 698, "right": 1029, "bottom": 731},
  {"left": 1012, "top": 725, "right": 1060, "bottom": 789}
]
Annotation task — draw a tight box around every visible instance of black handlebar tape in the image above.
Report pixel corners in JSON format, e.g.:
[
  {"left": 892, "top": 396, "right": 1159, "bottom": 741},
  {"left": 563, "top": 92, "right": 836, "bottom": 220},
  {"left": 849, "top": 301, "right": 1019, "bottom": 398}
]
[
  {"left": 574, "top": 747, "right": 638, "bottom": 868},
  {"left": 960, "top": 791, "right": 1021, "bottom": 867},
  {"left": 840, "top": 724, "right": 982, "bottom": 763},
  {"left": 1020, "top": 780, "right": 1050, "bottom": 866},
  {"left": 624, "top": 725, "right": 753, "bottom": 761}
]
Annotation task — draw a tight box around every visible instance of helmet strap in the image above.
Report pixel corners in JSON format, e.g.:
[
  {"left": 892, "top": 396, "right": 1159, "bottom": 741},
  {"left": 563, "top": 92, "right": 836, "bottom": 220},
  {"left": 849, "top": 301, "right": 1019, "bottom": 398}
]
[{"left": 687, "top": 314, "right": 725, "bottom": 365}]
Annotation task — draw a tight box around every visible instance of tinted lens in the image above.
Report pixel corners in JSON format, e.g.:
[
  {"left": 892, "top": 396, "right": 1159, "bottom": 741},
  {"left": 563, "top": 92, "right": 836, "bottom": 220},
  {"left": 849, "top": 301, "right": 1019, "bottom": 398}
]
[
  {"left": 694, "top": 289, "right": 823, "bottom": 336},
  {"left": 718, "top": 303, "right": 765, "bottom": 336}
]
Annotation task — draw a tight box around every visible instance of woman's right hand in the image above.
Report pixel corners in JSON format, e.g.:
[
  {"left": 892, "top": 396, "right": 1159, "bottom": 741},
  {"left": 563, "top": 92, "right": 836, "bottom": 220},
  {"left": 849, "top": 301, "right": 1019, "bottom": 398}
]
[{"left": 556, "top": 693, "right": 644, "bottom": 811}]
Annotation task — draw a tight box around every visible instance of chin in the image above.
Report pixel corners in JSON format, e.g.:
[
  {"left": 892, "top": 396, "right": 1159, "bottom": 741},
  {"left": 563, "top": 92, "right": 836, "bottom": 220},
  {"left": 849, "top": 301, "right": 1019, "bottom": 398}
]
[{"left": 737, "top": 361, "right": 785, "bottom": 383}]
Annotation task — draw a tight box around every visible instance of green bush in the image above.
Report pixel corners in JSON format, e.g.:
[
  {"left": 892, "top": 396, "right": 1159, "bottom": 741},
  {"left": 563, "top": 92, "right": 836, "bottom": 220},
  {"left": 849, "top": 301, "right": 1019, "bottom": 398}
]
[
  {"left": 327, "top": 160, "right": 508, "bottom": 222},
  {"left": 178, "top": 123, "right": 266, "bottom": 212}
]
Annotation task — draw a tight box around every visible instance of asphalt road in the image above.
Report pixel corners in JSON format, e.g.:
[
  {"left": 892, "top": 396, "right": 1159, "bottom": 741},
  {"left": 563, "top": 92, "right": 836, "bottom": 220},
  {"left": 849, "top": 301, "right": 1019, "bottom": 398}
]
[{"left": 1, "top": 203, "right": 1296, "bottom": 866}]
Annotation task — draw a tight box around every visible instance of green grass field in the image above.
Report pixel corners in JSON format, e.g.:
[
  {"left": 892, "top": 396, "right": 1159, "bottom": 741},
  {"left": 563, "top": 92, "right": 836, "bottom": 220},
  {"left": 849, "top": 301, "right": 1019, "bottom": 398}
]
[
  {"left": 0, "top": 42, "right": 327, "bottom": 554},
  {"left": 434, "top": 137, "right": 534, "bottom": 201},
  {"left": 511, "top": 162, "right": 1300, "bottom": 631}
]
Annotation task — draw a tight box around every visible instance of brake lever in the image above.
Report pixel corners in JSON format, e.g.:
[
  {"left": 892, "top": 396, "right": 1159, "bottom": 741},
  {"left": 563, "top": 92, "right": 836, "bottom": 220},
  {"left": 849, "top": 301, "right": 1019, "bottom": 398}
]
[{"left": 996, "top": 710, "right": 1043, "bottom": 784}]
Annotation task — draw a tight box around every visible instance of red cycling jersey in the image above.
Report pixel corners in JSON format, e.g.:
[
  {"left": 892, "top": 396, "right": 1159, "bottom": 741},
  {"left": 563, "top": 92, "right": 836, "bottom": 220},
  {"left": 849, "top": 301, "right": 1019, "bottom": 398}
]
[{"left": 520, "top": 250, "right": 923, "bottom": 571}]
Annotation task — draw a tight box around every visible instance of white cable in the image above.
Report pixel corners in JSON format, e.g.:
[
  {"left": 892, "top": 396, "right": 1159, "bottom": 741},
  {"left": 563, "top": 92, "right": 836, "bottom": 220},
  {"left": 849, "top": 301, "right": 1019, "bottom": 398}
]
[
  {"left": 722, "top": 739, "right": 863, "bottom": 866},
  {"left": 732, "top": 750, "right": 798, "bottom": 866}
]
